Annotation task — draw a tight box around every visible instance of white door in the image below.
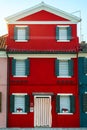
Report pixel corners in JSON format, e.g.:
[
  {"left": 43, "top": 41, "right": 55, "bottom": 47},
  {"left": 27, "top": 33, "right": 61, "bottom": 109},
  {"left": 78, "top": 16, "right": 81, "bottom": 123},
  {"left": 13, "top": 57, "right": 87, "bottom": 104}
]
[{"left": 34, "top": 96, "right": 52, "bottom": 127}]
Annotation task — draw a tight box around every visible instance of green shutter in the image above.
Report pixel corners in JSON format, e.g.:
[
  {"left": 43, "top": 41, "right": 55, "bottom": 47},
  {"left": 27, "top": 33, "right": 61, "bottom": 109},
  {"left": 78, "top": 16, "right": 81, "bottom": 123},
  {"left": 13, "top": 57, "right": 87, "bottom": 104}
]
[
  {"left": 10, "top": 95, "right": 14, "bottom": 112},
  {"left": 68, "top": 59, "right": 73, "bottom": 76},
  {"left": 0, "top": 92, "right": 2, "bottom": 112},
  {"left": 55, "top": 59, "right": 59, "bottom": 76},
  {"left": 83, "top": 93, "right": 87, "bottom": 112},
  {"left": 25, "top": 27, "right": 29, "bottom": 40},
  {"left": 25, "top": 58, "right": 30, "bottom": 76},
  {"left": 25, "top": 95, "right": 30, "bottom": 113},
  {"left": 70, "top": 95, "right": 75, "bottom": 113},
  {"left": 14, "top": 27, "right": 18, "bottom": 40},
  {"left": 56, "top": 27, "right": 59, "bottom": 40},
  {"left": 67, "top": 26, "right": 72, "bottom": 40},
  {"left": 56, "top": 95, "right": 60, "bottom": 113},
  {"left": 12, "top": 59, "right": 16, "bottom": 76},
  {"left": 84, "top": 58, "right": 87, "bottom": 74}
]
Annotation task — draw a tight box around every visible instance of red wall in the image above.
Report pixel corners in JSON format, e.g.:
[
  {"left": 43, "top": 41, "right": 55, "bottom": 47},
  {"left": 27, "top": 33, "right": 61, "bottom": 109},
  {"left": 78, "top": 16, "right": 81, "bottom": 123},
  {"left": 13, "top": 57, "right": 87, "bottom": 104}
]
[
  {"left": 7, "top": 10, "right": 80, "bottom": 127},
  {"left": 7, "top": 58, "right": 80, "bottom": 127},
  {"left": 18, "top": 10, "right": 69, "bottom": 21},
  {"left": 7, "top": 24, "right": 78, "bottom": 52}
]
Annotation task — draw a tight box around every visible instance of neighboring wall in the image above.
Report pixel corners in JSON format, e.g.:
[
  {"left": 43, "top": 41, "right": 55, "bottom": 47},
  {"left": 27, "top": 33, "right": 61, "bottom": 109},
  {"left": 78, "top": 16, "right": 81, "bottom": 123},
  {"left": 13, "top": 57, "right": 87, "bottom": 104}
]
[{"left": 0, "top": 51, "right": 7, "bottom": 128}]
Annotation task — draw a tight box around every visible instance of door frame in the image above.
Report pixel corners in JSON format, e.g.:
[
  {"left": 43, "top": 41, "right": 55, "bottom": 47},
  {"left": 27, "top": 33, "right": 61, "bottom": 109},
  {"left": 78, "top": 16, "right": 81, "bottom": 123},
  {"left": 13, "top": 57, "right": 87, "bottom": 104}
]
[{"left": 34, "top": 95, "right": 52, "bottom": 127}]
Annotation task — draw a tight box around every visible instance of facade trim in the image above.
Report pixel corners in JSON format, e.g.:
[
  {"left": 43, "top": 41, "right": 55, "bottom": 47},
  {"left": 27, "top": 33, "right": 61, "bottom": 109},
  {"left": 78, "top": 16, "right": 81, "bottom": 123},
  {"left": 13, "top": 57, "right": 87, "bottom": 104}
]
[{"left": 8, "top": 54, "right": 77, "bottom": 59}]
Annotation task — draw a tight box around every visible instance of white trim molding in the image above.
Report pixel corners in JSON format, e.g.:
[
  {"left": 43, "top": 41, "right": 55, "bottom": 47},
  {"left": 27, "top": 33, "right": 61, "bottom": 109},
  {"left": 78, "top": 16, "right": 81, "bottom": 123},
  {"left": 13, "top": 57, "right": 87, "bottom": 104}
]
[
  {"left": 12, "top": 93, "right": 28, "bottom": 95},
  {"left": 5, "top": 2, "right": 81, "bottom": 24},
  {"left": 6, "top": 21, "right": 79, "bottom": 24},
  {"left": 8, "top": 53, "right": 77, "bottom": 59},
  {"left": 57, "top": 93, "right": 73, "bottom": 96}
]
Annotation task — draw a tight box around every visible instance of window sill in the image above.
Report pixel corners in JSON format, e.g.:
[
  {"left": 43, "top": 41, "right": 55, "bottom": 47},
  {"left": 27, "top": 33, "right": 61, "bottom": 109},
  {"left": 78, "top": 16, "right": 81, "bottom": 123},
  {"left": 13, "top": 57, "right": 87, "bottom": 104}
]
[
  {"left": 57, "top": 113, "right": 73, "bottom": 115},
  {"left": 12, "top": 112, "right": 27, "bottom": 114},
  {"left": 13, "top": 76, "right": 28, "bottom": 78},
  {"left": 57, "top": 76, "right": 71, "bottom": 78},
  {"left": 57, "top": 40, "right": 70, "bottom": 42},
  {"left": 15, "top": 40, "right": 28, "bottom": 42}
]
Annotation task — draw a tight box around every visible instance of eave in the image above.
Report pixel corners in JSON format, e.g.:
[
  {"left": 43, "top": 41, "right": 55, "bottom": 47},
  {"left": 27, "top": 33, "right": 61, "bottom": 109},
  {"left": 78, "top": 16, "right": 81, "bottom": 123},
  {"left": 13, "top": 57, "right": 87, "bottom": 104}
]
[
  {"left": 5, "top": 2, "right": 81, "bottom": 24},
  {"left": 7, "top": 50, "right": 77, "bottom": 54}
]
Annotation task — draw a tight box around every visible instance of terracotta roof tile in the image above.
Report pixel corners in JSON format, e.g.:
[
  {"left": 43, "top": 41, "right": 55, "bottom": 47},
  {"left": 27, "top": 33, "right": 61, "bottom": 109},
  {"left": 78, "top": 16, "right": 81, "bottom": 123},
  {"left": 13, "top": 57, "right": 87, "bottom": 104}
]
[{"left": 0, "top": 35, "right": 7, "bottom": 50}]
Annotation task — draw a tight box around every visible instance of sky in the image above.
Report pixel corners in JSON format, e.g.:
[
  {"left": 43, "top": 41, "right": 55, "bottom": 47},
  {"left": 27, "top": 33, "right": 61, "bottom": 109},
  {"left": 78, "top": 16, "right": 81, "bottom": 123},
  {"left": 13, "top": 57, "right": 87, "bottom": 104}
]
[{"left": 0, "top": 0, "right": 87, "bottom": 42}]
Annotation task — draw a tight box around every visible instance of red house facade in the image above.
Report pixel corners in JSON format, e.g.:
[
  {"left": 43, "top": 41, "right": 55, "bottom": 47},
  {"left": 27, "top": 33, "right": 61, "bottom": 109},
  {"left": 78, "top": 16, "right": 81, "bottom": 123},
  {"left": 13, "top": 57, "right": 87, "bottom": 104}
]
[{"left": 6, "top": 2, "right": 81, "bottom": 127}]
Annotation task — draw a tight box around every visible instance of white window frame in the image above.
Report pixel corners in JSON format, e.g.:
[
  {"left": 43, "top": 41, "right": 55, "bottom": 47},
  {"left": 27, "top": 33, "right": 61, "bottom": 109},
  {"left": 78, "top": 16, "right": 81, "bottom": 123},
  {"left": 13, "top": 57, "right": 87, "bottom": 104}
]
[
  {"left": 57, "top": 93, "right": 73, "bottom": 115},
  {"left": 58, "top": 59, "right": 71, "bottom": 78},
  {"left": 14, "top": 59, "right": 27, "bottom": 77},
  {"left": 12, "top": 93, "right": 27, "bottom": 114},
  {"left": 15, "top": 26, "right": 28, "bottom": 42},
  {"left": 57, "top": 25, "right": 70, "bottom": 42}
]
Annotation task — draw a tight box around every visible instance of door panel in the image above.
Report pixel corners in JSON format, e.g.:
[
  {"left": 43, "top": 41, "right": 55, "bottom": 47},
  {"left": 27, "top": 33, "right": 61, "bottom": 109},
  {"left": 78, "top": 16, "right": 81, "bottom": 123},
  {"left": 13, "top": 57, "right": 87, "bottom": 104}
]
[{"left": 34, "top": 96, "right": 51, "bottom": 127}]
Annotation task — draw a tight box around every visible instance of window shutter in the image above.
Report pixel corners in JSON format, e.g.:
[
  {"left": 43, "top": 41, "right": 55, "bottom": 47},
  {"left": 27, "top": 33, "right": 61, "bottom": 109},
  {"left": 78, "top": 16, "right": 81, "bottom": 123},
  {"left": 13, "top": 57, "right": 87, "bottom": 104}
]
[
  {"left": 25, "top": 27, "right": 29, "bottom": 40},
  {"left": 56, "top": 27, "right": 59, "bottom": 40},
  {"left": 55, "top": 59, "right": 59, "bottom": 76},
  {"left": 12, "top": 59, "right": 16, "bottom": 76},
  {"left": 0, "top": 92, "right": 2, "bottom": 112},
  {"left": 70, "top": 95, "right": 75, "bottom": 113},
  {"left": 84, "top": 58, "right": 87, "bottom": 74},
  {"left": 68, "top": 59, "right": 73, "bottom": 76},
  {"left": 67, "top": 26, "right": 72, "bottom": 40},
  {"left": 10, "top": 95, "right": 14, "bottom": 112},
  {"left": 83, "top": 94, "right": 87, "bottom": 112},
  {"left": 14, "top": 27, "right": 18, "bottom": 40},
  {"left": 25, "top": 95, "right": 30, "bottom": 113},
  {"left": 25, "top": 59, "right": 30, "bottom": 76},
  {"left": 56, "top": 95, "right": 60, "bottom": 113}
]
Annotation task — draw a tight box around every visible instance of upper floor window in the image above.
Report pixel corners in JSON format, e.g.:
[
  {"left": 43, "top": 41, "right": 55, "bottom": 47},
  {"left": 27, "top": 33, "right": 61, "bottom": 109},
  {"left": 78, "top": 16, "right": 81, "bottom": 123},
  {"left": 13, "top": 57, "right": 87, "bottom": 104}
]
[
  {"left": 56, "top": 94, "right": 75, "bottom": 114},
  {"left": 10, "top": 94, "right": 30, "bottom": 114},
  {"left": 12, "top": 58, "right": 30, "bottom": 77},
  {"left": 56, "top": 26, "right": 72, "bottom": 42},
  {"left": 14, "top": 26, "right": 29, "bottom": 42},
  {"left": 55, "top": 59, "right": 73, "bottom": 77}
]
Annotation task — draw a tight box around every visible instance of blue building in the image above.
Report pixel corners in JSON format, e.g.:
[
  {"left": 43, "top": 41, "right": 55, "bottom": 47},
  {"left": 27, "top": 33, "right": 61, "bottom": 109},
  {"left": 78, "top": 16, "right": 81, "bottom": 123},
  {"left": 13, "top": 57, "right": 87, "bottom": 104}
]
[{"left": 79, "top": 43, "right": 87, "bottom": 127}]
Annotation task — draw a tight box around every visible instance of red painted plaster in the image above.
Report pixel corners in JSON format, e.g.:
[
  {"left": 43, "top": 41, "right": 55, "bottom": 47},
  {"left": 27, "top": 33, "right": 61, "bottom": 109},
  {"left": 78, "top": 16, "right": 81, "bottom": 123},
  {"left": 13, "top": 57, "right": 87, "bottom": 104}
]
[
  {"left": 8, "top": 58, "right": 80, "bottom": 127},
  {"left": 7, "top": 24, "right": 79, "bottom": 52},
  {"left": 18, "top": 10, "right": 69, "bottom": 21}
]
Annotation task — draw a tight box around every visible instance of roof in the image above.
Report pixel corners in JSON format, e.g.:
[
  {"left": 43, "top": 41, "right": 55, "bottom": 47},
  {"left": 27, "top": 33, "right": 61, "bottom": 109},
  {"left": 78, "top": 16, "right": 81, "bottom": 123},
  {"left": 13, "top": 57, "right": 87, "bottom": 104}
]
[
  {"left": 0, "top": 35, "right": 7, "bottom": 50},
  {"left": 79, "top": 42, "right": 87, "bottom": 52},
  {"left": 7, "top": 44, "right": 78, "bottom": 54},
  {"left": 5, "top": 2, "right": 81, "bottom": 24}
]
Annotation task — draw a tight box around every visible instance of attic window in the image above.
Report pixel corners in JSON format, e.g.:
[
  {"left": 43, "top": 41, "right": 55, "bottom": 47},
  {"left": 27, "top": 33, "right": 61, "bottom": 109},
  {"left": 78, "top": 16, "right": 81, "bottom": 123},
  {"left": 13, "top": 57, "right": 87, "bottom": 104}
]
[
  {"left": 56, "top": 26, "right": 72, "bottom": 42},
  {"left": 14, "top": 26, "right": 29, "bottom": 42}
]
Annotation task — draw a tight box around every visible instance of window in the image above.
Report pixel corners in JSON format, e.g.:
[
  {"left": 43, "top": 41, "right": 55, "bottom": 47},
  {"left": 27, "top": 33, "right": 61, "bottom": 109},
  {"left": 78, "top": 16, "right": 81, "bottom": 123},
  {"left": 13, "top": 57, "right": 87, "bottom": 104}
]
[
  {"left": 59, "top": 60, "right": 68, "bottom": 76},
  {"left": 56, "top": 26, "right": 72, "bottom": 41},
  {"left": 56, "top": 94, "right": 75, "bottom": 114},
  {"left": 16, "top": 60, "right": 25, "bottom": 76},
  {"left": 0, "top": 92, "right": 1, "bottom": 112},
  {"left": 10, "top": 94, "right": 30, "bottom": 114},
  {"left": 14, "top": 26, "right": 29, "bottom": 41},
  {"left": 12, "top": 58, "right": 29, "bottom": 77},
  {"left": 83, "top": 93, "right": 87, "bottom": 113},
  {"left": 55, "top": 59, "right": 73, "bottom": 77},
  {"left": 84, "top": 58, "right": 87, "bottom": 75}
]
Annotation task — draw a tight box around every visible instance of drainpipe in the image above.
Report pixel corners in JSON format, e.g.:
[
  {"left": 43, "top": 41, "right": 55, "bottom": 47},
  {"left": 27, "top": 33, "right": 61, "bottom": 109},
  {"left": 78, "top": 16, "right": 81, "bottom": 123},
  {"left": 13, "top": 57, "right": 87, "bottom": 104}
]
[{"left": 6, "top": 50, "right": 9, "bottom": 128}]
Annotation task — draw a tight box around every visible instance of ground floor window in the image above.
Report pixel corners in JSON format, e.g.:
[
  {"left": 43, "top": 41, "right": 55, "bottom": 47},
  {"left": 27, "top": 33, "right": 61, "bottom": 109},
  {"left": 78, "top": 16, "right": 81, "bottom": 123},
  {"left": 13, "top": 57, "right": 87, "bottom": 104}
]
[
  {"left": 10, "top": 93, "right": 30, "bottom": 114},
  {"left": 56, "top": 94, "right": 75, "bottom": 114},
  {"left": 83, "top": 92, "right": 87, "bottom": 113}
]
